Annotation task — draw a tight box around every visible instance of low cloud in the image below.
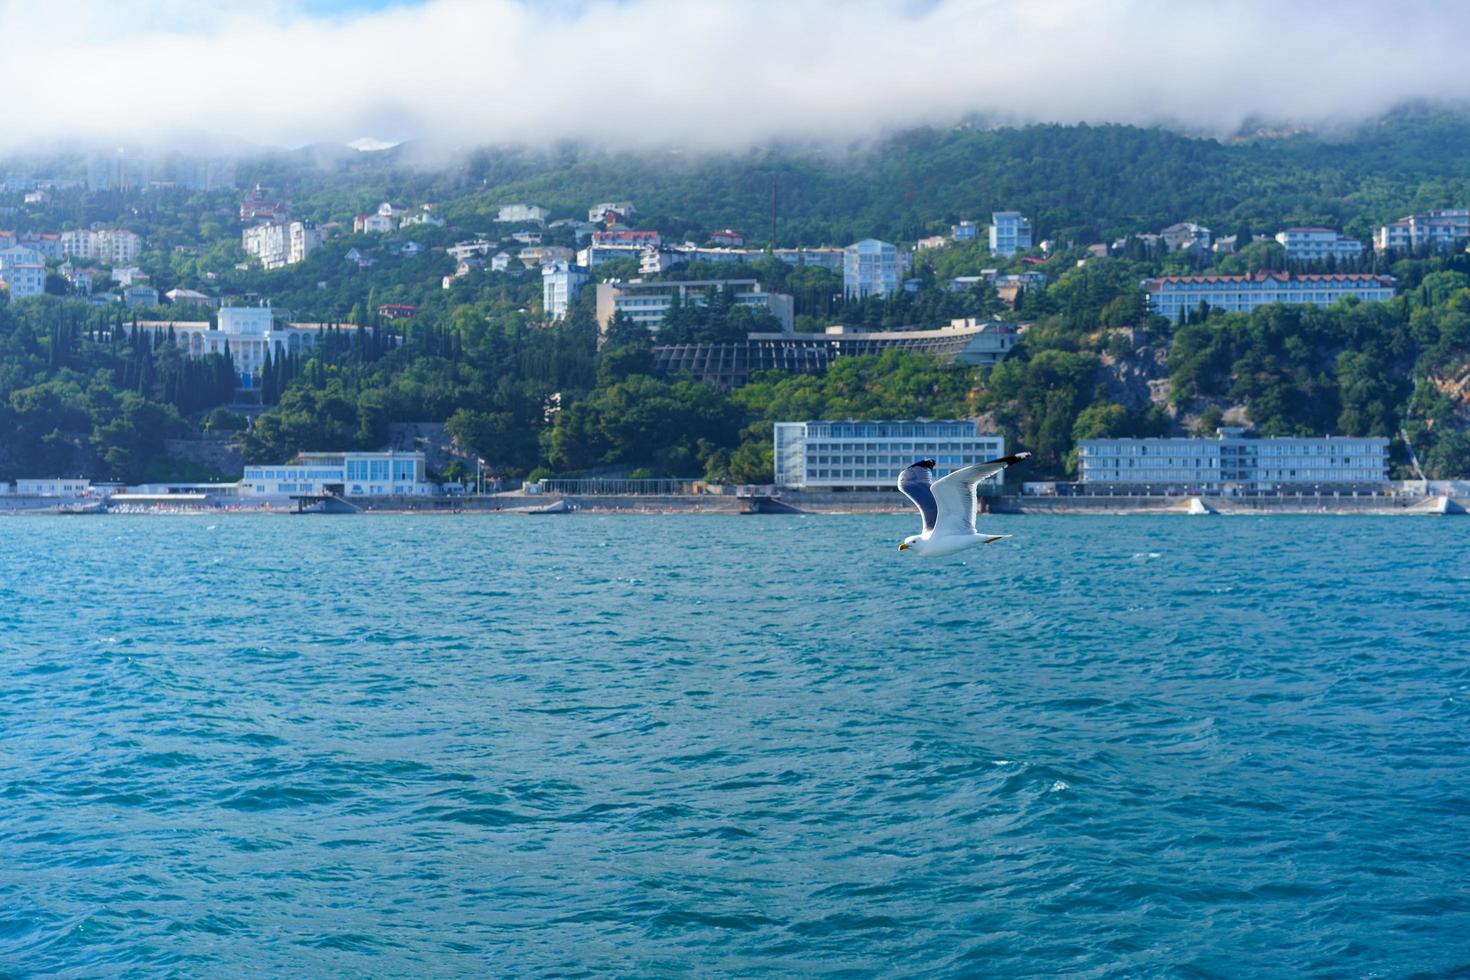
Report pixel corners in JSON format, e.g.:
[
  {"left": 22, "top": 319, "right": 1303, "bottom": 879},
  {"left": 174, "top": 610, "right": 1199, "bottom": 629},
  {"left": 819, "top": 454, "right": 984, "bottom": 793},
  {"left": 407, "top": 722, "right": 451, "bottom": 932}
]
[{"left": 3, "top": 0, "right": 1468, "bottom": 154}]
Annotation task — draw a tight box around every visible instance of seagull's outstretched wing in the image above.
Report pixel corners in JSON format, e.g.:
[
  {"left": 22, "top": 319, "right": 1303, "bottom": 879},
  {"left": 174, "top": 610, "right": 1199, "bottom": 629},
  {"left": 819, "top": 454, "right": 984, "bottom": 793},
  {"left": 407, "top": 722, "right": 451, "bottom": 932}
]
[
  {"left": 896, "top": 459, "right": 938, "bottom": 533},
  {"left": 932, "top": 452, "right": 1031, "bottom": 535}
]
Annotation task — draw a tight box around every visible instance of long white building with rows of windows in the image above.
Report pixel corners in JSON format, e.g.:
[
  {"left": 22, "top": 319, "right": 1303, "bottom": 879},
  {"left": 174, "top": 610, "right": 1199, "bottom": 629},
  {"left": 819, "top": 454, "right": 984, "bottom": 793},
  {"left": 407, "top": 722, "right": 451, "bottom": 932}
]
[
  {"left": 1078, "top": 429, "right": 1389, "bottom": 493},
  {"left": 1142, "top": 270, "right": 1395, "bottom": 320},
  {"left": 1274, "top": 227, "right": 1364, "bottom": 264},
  {"left": 774, "top": 420, "right": 1005, "bottom": 490},
  {"left": 242, "top": 451, "right": 434, "bottom": 497}
]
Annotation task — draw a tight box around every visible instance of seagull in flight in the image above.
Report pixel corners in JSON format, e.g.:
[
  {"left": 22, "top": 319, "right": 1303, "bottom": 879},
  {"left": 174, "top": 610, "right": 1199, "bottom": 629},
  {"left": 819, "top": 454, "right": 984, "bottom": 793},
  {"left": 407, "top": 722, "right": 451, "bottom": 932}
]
[{"left": 896, "top": 453, "right": 1030, "bottom": 557}]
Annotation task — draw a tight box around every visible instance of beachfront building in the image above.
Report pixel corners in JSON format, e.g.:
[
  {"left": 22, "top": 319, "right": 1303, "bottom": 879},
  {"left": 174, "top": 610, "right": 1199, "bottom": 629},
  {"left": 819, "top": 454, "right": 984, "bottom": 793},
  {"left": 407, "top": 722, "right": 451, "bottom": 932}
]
[
  {"left": 655, "top": 319, "right": 1017, "bottom": 389},
  {"left": 1077, "top": 428, "right": 1389, "bottom": 494},
  {"left": 1373, "top": 209, "right": 1470, "bottom": 252},
  {"left": 1142, "top": 270, "right": 1396, "bottom": 321},
  {"left": 843, "top": 239, "right": 901, "bottom": 300},
  {"left": 773, "top": 420, "right": 1006, "bottom": 491},
  {"left": 542, "top": 261, "right": 591, "bottom": 320},
  {"left": 8, "top": 478, "right": 92, "bottom": 497},
  {"left": 242, "top": 451, "right": 434, "bottom": 497},
  {"left": 1275, "top": 227, "right": 1365, "bottom": 264},
  {"left": 595, "top": 278, "right": 794, "bottom": 334},
  {"left": 989, "top": 212, "right": 1032, "bottom": 256}
]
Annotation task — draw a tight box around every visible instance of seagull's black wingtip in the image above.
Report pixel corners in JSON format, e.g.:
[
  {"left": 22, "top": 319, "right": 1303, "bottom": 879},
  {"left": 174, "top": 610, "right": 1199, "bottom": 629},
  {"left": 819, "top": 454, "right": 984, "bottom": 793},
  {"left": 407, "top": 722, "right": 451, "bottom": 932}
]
[
  {"left": 996, "top": 452, "right": 1031, "bottom": 466},
  {"left": 910, "top": 459, "right": 936, "bottom": 470}
]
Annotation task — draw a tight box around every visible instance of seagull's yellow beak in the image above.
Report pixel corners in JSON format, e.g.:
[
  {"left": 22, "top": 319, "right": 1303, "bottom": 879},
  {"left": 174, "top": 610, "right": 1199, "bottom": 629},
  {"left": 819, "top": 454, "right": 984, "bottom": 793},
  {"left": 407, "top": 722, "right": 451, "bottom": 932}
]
[{"left": 898, "top": 542, "right": 910, "bottom": 551}]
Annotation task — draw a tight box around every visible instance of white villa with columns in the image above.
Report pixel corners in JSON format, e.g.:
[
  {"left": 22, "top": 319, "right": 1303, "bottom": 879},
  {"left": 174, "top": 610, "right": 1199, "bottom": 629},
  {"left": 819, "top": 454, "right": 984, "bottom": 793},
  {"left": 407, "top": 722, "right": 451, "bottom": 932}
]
[{"left": 138, "top": 304, "right": 353, "bottom": 391}]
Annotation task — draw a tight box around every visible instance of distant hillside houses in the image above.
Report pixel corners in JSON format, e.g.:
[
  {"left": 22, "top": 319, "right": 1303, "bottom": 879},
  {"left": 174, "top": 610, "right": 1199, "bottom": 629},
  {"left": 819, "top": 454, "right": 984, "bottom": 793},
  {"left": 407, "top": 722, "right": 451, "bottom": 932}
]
[
  {"left": 588, "top": 201, "right": 634, "bottom": 223},
  {"left": 497, "top": 203, "right": 549, "bottom": 225}
]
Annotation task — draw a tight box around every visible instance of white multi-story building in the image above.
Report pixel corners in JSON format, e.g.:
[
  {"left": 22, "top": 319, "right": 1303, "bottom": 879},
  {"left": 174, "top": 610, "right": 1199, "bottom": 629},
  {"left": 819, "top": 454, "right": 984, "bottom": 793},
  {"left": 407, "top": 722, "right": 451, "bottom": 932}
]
[
  {"left": 989, "top": 211, "right": 1032, "bottom": 256},
  {"left": 59, "top": 228, "right": 142, "bottom": 264},
  {"left": 774, "top": 420, "right": 1006, "bottom": 490},
  {"left": 843, "top": 238, "right": 901, "bottom": 300},
  {"left": 1143, "top": 271, "right": 1396, "bottom": 320},
  {"left": 1373, "top": 209, "right": 1470, "bottom": 252},
  {"left": 1078, "top": 428, "right": 1389, "bottom": 493},
  {"left": 595, "top": 278, "right": 795, "bottom": 334},
  {"left": 242, "top": 451, "right": 434, "bottom": 497},
  {"left": 1275, "top": 227, "right": 1365, "bottom": 264},
  {"left": 355, "top": 212, "right": 393, "bottom": 234},
  {"left": 497, "top": 203, "right": 549, "bottom": 224},
  {"left": 542, "top": 261, "right": 591, "bottom": 320},
  {"left": 0, "top": 245, "right": 45, "bottom": 297},
  {"left": 242, "top": 221, "right": 321, "bottom": 270}
]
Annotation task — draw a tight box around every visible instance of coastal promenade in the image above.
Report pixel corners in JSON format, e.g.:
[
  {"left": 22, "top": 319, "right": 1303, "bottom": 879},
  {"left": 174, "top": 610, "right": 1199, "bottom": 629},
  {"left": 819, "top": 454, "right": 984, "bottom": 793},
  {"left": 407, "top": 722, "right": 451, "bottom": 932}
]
[{"left": 3, "top": 490, "right": 1465, "bottom": 516}]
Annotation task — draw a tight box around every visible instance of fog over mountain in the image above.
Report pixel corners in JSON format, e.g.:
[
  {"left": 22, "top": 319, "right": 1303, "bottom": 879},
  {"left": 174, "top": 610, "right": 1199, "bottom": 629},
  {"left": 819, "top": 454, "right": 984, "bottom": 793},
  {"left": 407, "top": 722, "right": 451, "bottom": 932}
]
[{"left": 3, "top": 0, "right": 1470, "bottom": 154}]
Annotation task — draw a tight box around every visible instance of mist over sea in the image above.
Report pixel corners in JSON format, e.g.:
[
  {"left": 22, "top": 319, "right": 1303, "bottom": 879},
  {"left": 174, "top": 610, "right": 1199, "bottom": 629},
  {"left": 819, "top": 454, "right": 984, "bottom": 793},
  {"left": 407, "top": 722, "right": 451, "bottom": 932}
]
[{"left": 2, "top": 515, "right": 1468, "bottom": 976}]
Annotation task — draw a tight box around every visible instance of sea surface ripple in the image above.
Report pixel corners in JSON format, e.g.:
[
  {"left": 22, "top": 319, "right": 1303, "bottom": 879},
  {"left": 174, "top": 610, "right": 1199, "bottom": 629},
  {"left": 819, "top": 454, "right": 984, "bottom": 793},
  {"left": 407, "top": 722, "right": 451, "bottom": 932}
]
[{"left": 1, "top": 515, "right": 1468, "bottom": 977}]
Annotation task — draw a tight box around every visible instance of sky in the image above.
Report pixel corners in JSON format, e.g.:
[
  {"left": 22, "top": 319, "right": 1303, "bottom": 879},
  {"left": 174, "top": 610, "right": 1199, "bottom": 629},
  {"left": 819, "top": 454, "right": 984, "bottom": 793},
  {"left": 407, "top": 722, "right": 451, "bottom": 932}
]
[{"left": 2, "top": 0, "right": 1469, "bottom": 154}]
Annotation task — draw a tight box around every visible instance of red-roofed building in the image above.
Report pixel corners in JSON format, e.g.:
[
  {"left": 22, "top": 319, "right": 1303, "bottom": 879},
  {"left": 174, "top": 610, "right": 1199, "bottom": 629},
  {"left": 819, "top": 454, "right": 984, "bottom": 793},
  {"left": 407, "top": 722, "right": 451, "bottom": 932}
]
[
  {"left": 240, "top": 184, "right": 289, "bottom": 223},
  {"left": 591, "top": 229, "right": 660, "bottom": 247},
  {"left": 377, "top": 303, "right": 418, "bottom": 319}
]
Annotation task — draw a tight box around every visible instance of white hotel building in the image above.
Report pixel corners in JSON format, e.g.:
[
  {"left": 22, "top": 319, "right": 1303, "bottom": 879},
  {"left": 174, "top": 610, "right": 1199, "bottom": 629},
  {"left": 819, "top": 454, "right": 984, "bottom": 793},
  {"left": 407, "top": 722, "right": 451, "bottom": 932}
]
[
  {"left": 60, "top": 228, "right": 143, "bottom": 265},
  {"left": 242, "top": 451, "right": 434, "bottom": 497},
  {"left": 842, "top": 239, "right": 902, "bottom": 300},
  {"left": 242, "top": 220, "right": 322, "bottom": 270},
  {"left": 595, "top": 279, "right": 794, "bottom": 334},
  {"left": 989, "top": 211, "right": 1032, "bottom": 257},
  {"left": 0, "top": 245, "right": 45, "bottom": 297},
  {"left": 1274, "top": 227, "right": 1365, "bottom": 264},
  {"left": 1373, "top": 209, "right": 1470, "bottom": 252},
  {"left": 774, "top": 420, "right": 1006, "bottom": 490},
  {"left": 1143, "top": 271, "right": 1396, "bottom": 320},
  {"left": 542, "top": 261, "right": 591, "bottom": 320},
  {"left": 1078, "top": 429, "right": 1389, "bottom": 493}
]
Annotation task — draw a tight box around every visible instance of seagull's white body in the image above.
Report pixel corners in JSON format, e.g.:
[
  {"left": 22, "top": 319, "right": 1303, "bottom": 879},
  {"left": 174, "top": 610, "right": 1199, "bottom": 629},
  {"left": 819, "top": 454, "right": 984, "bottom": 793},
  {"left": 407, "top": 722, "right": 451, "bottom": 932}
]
[{"left": 896, "top": 453, "right": 1030, "bottom": 557}]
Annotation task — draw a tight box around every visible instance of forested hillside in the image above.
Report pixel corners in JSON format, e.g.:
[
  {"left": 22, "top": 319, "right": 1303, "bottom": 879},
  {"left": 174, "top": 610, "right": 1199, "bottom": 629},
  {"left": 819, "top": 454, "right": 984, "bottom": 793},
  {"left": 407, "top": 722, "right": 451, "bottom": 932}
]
[{"left": 3, "top": 108, "right": 1470, "bottom": 484}]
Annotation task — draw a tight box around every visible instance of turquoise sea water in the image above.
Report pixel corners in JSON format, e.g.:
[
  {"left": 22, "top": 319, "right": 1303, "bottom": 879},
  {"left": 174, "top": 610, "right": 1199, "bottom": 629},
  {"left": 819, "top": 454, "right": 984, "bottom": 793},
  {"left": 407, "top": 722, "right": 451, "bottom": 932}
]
[{"left": 2, "top": 515, "right": 1468, "bottom": 977}]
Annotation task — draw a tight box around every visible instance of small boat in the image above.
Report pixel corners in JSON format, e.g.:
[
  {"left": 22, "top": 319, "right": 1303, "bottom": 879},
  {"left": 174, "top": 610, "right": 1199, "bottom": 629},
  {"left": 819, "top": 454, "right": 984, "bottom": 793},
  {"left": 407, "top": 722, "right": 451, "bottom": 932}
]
[
  {"left": 526, "top": 498, "right": 576, "bottom": 515},
  {"left": 56, "top": 500, "right": 107, "bottom": 515}
]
